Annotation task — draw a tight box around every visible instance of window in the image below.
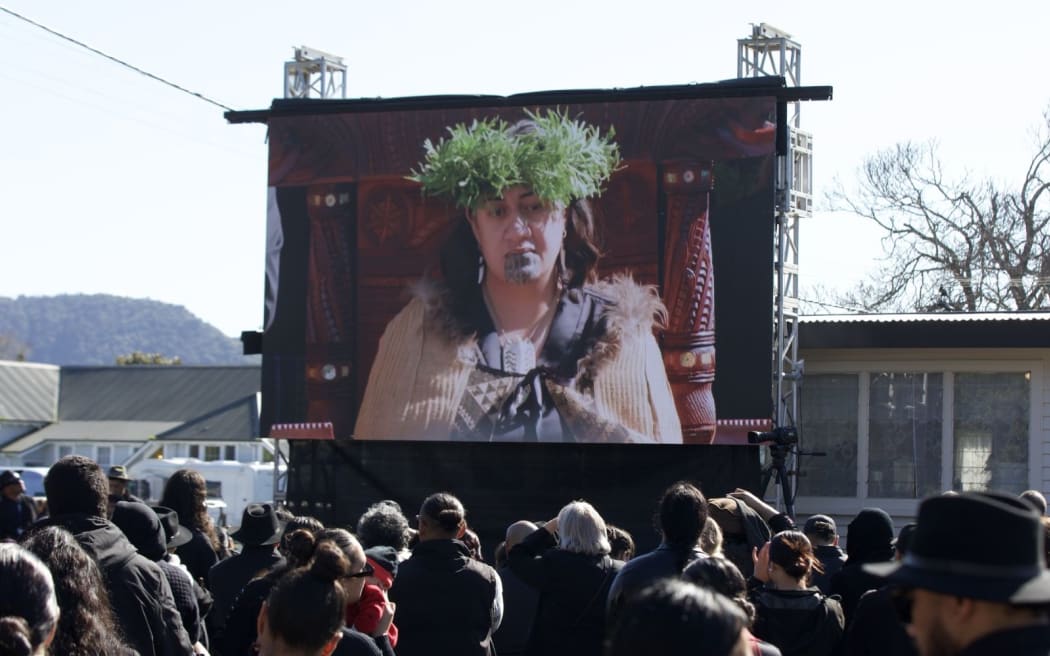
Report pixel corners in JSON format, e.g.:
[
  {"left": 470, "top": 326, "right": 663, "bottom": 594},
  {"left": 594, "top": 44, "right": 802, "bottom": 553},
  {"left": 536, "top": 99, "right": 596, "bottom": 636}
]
[
  {"left": 800, "top": 374, "right": 858, "bottom": 496},
  {"left": 96, "top": 446, "right": 112, "bottom": 466},
  {"left": 204, "top": 446, "right": 220, "bottom": 462},
  {"left": 953, "top": 373, "right": 1030, "bottom": 494},
  {"left": 225, "top": 445, "right": 237, "bottom": 461},
  {"left": 799, "top": 365, "right": 1031, "bottom": 502},
  {"left": 188, "top": 445, "right": 200, "bottom": 459},
  {"left": 58, "top": 445, "right": 73, "bottom": 458},
  {"left": 868, "top": 373, "right": 943, "bottom": 499}
]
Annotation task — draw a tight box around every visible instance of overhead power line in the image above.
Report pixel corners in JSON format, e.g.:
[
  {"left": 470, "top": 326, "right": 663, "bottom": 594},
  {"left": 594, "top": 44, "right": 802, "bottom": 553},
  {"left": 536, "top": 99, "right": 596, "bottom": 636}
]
[{"left": 0, "top": 5, "right": 234, "bottom": 111}]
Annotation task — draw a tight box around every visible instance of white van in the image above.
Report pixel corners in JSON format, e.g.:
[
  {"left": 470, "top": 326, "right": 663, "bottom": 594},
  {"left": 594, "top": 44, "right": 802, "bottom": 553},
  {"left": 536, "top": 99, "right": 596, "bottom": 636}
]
[{"left": 127, "top": 458, "right": 285, "bottom": 530}]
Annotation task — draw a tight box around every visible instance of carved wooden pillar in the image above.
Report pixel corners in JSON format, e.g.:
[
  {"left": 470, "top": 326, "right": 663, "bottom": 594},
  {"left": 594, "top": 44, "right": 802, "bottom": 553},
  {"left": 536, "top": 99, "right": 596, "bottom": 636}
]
[
  {"left": 304, "top": 183, "right": 356, "bottom": 438},
  {"left": 660, "top": 162, "right": 717, "bottom": 444}
]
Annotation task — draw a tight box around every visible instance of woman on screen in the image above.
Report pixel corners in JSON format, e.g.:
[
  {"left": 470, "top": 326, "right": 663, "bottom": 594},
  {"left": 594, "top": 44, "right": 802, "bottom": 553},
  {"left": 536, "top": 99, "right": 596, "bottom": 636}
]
[{"left": 354, "top": 109, "right": 681, "bottom": 443}]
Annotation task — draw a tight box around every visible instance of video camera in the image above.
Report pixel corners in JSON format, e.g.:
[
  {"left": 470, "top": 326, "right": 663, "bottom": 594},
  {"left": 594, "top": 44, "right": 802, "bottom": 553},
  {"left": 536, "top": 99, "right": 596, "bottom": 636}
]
[{"left": 747, "top": 426, "right": 798, "bottom": 447}]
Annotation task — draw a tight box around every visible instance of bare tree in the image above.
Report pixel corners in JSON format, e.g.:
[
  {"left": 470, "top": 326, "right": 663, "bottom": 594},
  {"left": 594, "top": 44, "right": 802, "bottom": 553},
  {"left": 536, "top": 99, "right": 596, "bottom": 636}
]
[{"left": 827, "top": 111, "right": 1050, "bottom": 312}]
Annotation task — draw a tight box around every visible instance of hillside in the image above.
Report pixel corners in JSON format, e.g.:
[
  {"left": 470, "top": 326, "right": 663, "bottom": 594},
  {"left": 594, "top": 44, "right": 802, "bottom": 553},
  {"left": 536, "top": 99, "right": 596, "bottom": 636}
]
[{"left": 0, "top": 294, "right": 258, "bottom": 366}]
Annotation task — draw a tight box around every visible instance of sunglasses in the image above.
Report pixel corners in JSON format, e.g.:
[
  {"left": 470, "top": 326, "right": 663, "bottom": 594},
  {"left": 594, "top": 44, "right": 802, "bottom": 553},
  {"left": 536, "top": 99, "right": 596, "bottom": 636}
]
[
  {"left": 346, "top": 562, "right": 375, "bottom": 579},
  {"left": 890, "top": 586, "right": 914, "bottom": 624}
]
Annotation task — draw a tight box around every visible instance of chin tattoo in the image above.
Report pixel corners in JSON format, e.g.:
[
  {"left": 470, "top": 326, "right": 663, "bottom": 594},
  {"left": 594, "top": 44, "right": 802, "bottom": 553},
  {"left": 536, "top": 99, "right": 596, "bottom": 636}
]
[{"left": 504, "top": 252, "right": 543, "bottom": 284}]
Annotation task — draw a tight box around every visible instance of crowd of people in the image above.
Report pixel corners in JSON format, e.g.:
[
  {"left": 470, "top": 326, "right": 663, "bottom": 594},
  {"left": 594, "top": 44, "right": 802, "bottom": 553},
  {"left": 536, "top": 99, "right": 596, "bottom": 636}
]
[{"left": 3, "top": 455, "right": 1050, "bottom": 655}]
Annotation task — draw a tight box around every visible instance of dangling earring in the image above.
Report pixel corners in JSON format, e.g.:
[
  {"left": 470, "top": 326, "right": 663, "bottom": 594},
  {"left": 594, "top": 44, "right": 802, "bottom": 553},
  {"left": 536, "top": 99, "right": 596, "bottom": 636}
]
[
  {"left": 558, "top": 228, "right": 568, "bottom": 283},
  {"left": 477, "top": 255, "right": 485, "bottom": 285}
]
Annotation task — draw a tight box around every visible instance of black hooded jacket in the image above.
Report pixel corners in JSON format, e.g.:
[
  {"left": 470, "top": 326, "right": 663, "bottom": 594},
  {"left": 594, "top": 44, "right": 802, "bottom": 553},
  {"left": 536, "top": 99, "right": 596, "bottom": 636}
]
[
  {"left": 389, "top": 539, "right": 501, "bottom": 656},
  {"left": 751, "top": 586, "right": 844, "bottom": 656},
  {"left": 41, "top": 513, "right": 195, "bottom": 656}
]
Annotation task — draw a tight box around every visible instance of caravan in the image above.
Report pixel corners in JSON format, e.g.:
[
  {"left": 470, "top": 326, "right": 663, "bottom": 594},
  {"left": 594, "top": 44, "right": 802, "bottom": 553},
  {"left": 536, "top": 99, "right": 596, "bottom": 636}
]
[{"left": 127, "top": 458, "right": 285, "bottom": 530}]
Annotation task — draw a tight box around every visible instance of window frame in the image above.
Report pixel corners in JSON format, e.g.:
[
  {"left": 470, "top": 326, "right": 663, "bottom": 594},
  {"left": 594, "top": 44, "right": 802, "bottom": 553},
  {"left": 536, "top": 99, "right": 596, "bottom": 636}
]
[{"left": 795, "top": 356, "right": 1038, "bottom": 517}]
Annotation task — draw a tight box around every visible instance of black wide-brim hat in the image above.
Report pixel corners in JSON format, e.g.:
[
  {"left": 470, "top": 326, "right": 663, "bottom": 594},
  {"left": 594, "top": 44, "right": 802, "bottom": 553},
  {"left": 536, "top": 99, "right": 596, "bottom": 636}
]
[
  {"left": 865, "top": 491, "right": 1050, "bottom": 604},
  {"left": 231, "top": 503, "right": 282, "bottom": 546},
  {"left": 0, "top": 470, "right": 21, "bottom": 488},
  {"left": 151, "top": 505, "right": 193, "bottom": 549}
]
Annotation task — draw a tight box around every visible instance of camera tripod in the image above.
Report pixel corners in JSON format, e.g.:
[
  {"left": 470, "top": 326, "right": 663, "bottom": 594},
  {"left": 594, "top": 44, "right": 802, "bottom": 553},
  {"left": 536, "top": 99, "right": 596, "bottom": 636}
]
[
  {"left": 757, "top": 441, "right": 826, "bottom": 519},
  {"left": 759, "top": 441, "right": 796, "bottom": 518}
]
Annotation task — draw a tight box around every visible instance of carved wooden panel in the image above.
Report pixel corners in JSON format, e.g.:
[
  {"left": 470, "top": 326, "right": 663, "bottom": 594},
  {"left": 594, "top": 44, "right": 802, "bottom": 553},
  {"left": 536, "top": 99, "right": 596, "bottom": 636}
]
[
  {"left": 660, "top": 162, "right": 717, "bottom": 444},
  {"left": 304, "top": 183, "right": 356, "bottom": 437},
  {"left": 355, "top": 177, "right": 458, "bottom": 412}
]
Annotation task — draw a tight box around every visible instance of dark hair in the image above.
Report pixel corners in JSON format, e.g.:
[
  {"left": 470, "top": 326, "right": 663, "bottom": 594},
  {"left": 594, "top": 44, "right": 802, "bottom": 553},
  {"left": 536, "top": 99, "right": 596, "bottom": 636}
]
[
  {"left": 43, "top": 455, "right": 108, "bottom": 518},
  {"left": 159, "top": 469, "right": 220, "bottom": 552},
  {"left": 768, "top": 530, "right": 822, "bottom": 583},
  {"left": 265, "top": 541, "right": 349, "bottom": 651},
  {"left": 607, "top": 525, "right": 635, "bottom": 561},
  {"left": 896, "top": 523, "right": 918, "bottom": 558},
  {"left": 356, "top": 501, "right": 410, "bottom": 551},
  {"left": 656, "top": 482, "right": 708, "bottom": 549},
  {"left": 283, "top": 529, "right": 320, "bottom": 570},
  {"left": 280, "top": 515, "right": 324, "bottom": 557},
  {"left": 606, "top": 579, "right": 746, "bottom": 656},
  {"left": 0, "top": 543, "right": 59, "bottom": 655},
  {"left": 21, "top": 526, "right": 130, "bottom": 656},
  {"left": 420, "top": 492, "right": 466, "bottom": 535},
  {"left": 682, "top": 556, "right": 755, "bottom": 626},
  {"left": 319, "top": 528, "right": 365, "bottom": 569},
  {"left": 0, "top": 617, "right": 33, "bottom": 656}
]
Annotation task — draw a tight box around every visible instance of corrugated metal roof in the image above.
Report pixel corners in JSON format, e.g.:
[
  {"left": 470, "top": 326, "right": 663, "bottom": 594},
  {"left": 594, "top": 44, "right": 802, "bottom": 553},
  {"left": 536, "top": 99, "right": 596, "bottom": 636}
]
[
  {"left": 0, "top": 361, "right": 59, "bottom": 422},
  {"left": 799, "top": 312, "right": 1050, "bottom": 349},
  {"left": 58, "top": 366, "right": 260, "bottom": 421},
  {"left": 801, "top": 312, "right": 1050, "bottom": 324},
  {"left": 157, "top": 395, "right": 259, "bottom": 441},
  {"left": 1, "top": 420, "right": 181, "bottom": 453}
]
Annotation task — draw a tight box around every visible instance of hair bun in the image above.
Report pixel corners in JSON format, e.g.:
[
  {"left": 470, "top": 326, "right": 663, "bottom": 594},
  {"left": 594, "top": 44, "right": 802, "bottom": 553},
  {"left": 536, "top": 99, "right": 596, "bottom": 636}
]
[
  {"left": 0, "top": 616, "right": 33, "bottom": 656},
  {"left": 309, "top": 541, "right": 350, "bottom": 583},
  {"left": 286, "top": 529, "right": 318, "bottom": 565}
]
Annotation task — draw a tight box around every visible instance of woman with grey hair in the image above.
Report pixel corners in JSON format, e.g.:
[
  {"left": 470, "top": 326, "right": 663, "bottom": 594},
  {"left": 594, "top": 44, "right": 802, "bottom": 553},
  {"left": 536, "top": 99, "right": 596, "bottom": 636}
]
[{"left": 508, "top": 500, "right": 624, "bottom": 656}]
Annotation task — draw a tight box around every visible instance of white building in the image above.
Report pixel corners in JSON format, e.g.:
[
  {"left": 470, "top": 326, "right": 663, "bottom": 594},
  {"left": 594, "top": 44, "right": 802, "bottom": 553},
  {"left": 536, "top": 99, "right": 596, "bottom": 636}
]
[
  {"left": 793, "top": 312, "right": 1050, "bottom": 531},
  {"left": 0, "top": 363, "right": 270, "bottom": 468}
]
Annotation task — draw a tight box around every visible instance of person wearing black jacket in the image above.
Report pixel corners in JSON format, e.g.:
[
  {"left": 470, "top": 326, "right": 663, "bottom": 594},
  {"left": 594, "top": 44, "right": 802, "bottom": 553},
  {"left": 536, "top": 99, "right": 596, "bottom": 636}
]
[
  {"left": 802, "top": 514, "right": 846, "bottom": 596},
  {"left": 606, "top": 481, "right": 709, "bottom": 622},
  {"left": 830, "top": 508, "right": 897, "bottom": 626},
  {"left": 208, "top": 503, "right": 285, "bottom": 643},
  {"left": 112, "top": 501, "right": 210, "bottom": 652},
  {"left": 41, "top": 455, "right": 196, "bottom": 656},
  {"left": 750, "top": 530, "right": 844, "bottom": 656},
  {"left": 864, "top": 492, "right": 1050, "bottom": 656},
  {"left": 508, "top": 502, "right": 624, "bottom": 656},
  {"left": 389, "top": 493, "right": 502, "bottom": 656},
  {"left": 494, "top": 521, "right": 540, "bottom": 656},
  {"left": 843, "top": 523, "right": 919, "bottom": 656},
  {"left": 0, "top": 470, "right": 36, "bottom": 541}
]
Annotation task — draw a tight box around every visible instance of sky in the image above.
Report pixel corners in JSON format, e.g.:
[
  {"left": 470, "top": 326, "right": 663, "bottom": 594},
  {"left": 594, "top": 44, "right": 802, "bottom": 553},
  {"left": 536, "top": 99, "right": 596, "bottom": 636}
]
[{"left": 1, "top": 1, "right": 1047, "bottom": 336}]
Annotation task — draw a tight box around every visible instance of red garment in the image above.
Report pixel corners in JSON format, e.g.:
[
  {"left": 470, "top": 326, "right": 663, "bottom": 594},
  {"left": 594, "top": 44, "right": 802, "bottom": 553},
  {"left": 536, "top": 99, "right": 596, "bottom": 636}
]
[{"left": 345, "top": 583, "right": 398, "bottom": 647}]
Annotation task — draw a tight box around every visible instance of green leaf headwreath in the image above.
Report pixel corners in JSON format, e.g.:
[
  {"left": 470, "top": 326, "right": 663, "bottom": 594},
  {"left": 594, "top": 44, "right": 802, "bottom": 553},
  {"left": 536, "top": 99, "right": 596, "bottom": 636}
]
[{"left": 408, "top": 108, "right": 620, "bottom": 209}]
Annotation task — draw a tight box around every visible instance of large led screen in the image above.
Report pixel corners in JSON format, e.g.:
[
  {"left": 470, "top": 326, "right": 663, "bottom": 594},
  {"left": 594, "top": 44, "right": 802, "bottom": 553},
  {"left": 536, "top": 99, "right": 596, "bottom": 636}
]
[{"left": 260, "top": 87, "right": 776, "bottom": 444}]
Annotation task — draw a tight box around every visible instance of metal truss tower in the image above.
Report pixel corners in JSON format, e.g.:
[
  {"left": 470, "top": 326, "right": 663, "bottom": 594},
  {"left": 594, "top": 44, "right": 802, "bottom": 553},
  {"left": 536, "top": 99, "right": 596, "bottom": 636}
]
[
  {"left": 738, "top": 23, "right": 812, "bottom": 507},
  {"left": 284, "top": 46, "right": 347, "bottom": 99}
]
